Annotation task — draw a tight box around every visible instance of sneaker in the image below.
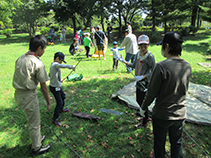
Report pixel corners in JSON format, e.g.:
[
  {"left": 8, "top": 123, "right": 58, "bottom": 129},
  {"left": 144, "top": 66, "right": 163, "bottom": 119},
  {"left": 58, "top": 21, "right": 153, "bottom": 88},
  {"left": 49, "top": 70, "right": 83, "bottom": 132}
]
[
  {"left": 52, "top": 119, "right": 61, "bottom": 126},
  {"left": 104, "top": 58, "right": 106, "bottom": 60},
  {"left": 32, "top": 144, "right": 51, "bottom": 155},
  {"left": 59, "top": 108, "right": 69, "bottom": 113}
]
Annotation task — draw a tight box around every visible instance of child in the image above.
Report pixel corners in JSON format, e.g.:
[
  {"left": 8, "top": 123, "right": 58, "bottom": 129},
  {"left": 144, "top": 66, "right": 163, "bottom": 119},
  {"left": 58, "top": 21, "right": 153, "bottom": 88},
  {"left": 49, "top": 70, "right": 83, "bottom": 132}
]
[
  {"left": 84, "top": 32, "right": 94, "bottom": 58},
  {"left": 75, "top": 31, "right": 80, "bottom": 46},
  {"left": 110, "top": 41, "right": 123, "bottom": 71},
  {"left": 120, "top": 35, "right": 156, "bottom": 127},
  {"left": 49, "top": 52, "right": 76, "bottom": 126},
  {"left": 69, "top": 38, "right": 79, "bottom": 56}
]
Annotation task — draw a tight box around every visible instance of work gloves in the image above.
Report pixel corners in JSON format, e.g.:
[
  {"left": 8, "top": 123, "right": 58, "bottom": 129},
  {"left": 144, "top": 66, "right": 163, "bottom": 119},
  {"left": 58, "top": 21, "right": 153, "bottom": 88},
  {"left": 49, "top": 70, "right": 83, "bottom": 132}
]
[
  {"left": 134, "top": 75, "right": 144, "bottom": 81},
  {"left": 118, "top": 54, "right": 125, "bottom": 63},
  {"left": 139, "top": 107, "right": 146, "bottom": 117}
]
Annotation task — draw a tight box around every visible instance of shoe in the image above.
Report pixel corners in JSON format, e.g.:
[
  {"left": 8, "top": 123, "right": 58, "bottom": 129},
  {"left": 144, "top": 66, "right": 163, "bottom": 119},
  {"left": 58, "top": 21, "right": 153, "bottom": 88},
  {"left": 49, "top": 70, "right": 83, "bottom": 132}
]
[
  {"left": 32, "top": 144, "right": 51, "bottom": 155},
  {"left": 99, "top": 58, "right": 101, "bottom": 60},
  {"left": 104, "top": 58, "right": 106, "bottom": 60},
  {"left": 126, "top": 71, "right": 131, "bottom": 73},
  {"left": 41, "top": 135, "right": 46, "bottom": 143},
  {"left": 59, "top": 108, "right": 69, "bottom": 113},
  {"left": 52, "top": 119, "right": 61, "bottom": 126}
]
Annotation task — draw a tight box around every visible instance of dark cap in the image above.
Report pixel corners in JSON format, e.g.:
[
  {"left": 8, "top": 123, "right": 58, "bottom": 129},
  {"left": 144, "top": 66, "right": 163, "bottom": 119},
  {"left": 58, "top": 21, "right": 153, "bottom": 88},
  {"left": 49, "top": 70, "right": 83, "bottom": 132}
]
[
  {"left": 126, "top": 21, "right": 130, "bottom": 25},
  {"left": 156, "top": 31, "right": 183, "bottom": 46},
  {"left": 55, "top": 52, "right": 66, "bottom": 63},
  {"left": 113, "top": 41, "right": 118, "bottom": 45}
]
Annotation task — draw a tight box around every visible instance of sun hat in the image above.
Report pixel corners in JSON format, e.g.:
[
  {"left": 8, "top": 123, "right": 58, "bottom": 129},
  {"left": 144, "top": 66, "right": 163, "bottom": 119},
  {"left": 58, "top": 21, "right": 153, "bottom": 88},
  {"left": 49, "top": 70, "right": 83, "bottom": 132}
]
[
  {"left": 55, "top": 52, "right": 66, "bottom": 63},
  {"left": 138, "top": 35, "right": 150, "bottom": 44}
]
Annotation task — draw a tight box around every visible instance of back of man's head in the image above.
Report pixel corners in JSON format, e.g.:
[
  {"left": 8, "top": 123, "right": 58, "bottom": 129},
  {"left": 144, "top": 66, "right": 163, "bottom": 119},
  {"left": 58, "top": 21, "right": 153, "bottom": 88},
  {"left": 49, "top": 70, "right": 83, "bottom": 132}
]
[{"left": 29, "top": 35, "right": 47, "bottom": 52}]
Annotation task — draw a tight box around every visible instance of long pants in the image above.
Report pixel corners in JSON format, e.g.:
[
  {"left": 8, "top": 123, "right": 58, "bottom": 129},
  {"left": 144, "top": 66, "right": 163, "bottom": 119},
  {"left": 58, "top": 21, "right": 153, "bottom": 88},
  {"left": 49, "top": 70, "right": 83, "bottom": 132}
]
[
  {"left": 50, "top": 86, "right": 66, "bottom": 120},
  {"left": 153, "top": 118, "right": 185, "bottom": 158},
  {"left": 15, "top": 89, "right": 41, "bottom": 151},
  {"left": 62, "top": 33, "right": 66, "bottom": 43},
  {"left": 125, "top": 53, "right": 135, "bottom": 72},
  {"left": 136, "top": 87, "right": 148, "bottom": 124},
  {"left": 85, "top": 46, "right": 90, "bottom": 58},
  {"left": 108, "top": 33, "right": 112, "bottom": 43},
  {"left": 113, "top": 58, "right": 119, "bottom": 69}
]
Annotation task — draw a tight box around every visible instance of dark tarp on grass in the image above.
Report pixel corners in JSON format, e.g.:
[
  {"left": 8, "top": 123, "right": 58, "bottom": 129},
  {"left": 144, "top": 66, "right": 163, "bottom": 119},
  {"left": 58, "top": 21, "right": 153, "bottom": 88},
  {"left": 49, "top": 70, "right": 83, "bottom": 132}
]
[{"left": 111, "top": 81, "right": 211, "bottom": 126}]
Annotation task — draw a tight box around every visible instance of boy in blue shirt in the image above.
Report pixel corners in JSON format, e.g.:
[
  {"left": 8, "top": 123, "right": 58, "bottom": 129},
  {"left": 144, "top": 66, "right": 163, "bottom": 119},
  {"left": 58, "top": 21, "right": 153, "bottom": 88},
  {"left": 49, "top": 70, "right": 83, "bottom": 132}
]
[{"left": 110, "top": 41, "right": 123, "bottom": 71}]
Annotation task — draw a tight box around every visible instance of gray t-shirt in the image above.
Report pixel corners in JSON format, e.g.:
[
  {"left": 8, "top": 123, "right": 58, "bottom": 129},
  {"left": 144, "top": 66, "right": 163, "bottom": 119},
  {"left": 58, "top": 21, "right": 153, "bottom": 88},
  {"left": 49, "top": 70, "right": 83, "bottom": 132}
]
[
  {"left": 49, "top": 62, "right": 73, "bottom": 88},
  {"left": 142, "top": 58, "right": 192, "bottom": 120}
]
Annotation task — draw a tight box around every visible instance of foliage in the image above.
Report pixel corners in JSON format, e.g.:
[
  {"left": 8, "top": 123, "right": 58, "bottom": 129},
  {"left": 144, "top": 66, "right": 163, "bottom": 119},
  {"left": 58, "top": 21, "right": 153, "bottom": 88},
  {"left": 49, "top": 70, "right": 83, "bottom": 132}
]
[
  {"left": 147, "top": 30, "right": 161, "bottom": 43},
  {"left": 12, "top": 0, "right": 49, "bottom": 37},
  {"left": 40, "top": 27, "right": 50, "bottom": 35},
  {"left": 0, "top": 0, "right": 20, "bottom": 27},
  {"left": 179, "top": 27, "right": 190, "bottom": 36},
  {"left": 2, "top": 29, "right": 13, "bottom": 38},
  {"left": 66, "top": 27, "right": 74, "bottom": 35}
]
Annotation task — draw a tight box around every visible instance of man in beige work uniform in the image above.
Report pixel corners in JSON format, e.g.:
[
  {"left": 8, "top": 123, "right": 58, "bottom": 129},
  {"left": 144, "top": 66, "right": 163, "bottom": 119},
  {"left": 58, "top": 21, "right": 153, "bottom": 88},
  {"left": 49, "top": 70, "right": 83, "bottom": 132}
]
[{"left": 13, "top": 35, "right": 51, "bottom": 155}]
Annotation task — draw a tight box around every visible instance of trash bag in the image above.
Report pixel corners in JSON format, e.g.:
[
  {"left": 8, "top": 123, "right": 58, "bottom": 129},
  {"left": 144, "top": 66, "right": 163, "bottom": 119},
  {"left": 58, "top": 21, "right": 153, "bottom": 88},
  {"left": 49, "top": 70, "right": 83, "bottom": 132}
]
[{"left": 67, "top": 74, "right": 83, "bottom": 81}]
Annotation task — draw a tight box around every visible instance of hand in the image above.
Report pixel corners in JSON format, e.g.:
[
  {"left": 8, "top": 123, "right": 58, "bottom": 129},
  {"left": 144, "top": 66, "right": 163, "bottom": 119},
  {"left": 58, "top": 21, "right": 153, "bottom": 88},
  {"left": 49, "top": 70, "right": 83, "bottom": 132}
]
[
  {"left": 139, "top": 107, "right": 146, "bottom": 117},
  {"left": 45, "top": 103, "right": 51, "bottom": 113},
  {"left": 135, "top": 75, "right": 144, "bottom": 81},
  {"left": 72, "top": 65, "right": 76, "bottom": 71}
]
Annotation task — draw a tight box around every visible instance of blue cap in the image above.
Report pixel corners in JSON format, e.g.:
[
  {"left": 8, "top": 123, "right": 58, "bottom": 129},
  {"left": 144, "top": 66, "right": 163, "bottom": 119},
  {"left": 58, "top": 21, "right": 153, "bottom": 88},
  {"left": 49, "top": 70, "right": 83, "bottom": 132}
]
[
  {"left": 113, "top": 41, "right": 118, "bottom": 45},
  {"left": 55, "top": 52, "right": 66, "bottom": 63}
]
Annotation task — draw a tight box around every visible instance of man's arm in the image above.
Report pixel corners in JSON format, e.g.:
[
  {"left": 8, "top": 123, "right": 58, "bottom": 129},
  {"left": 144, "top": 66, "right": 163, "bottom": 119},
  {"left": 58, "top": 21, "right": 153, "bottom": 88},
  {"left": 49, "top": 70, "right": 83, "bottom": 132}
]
[{"left": 40, "top": 82, "right": 51, "bottom": 112}]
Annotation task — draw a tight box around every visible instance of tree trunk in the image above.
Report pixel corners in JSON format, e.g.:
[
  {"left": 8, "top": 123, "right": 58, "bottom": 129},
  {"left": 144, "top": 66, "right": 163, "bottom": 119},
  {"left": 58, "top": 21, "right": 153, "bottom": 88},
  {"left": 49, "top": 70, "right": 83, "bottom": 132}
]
[
  {"left": 72, "top": 16, "right": 76, "bottom": 37},
  {"left": 191, "top": 7, "right": 197, "bottom": 27},
  {"left": 118, "top": 9, "right": 122, "bottom": 38},
  {"left": 152, "top": 0, "right": 155, "bottom": 31},
  {"left": 197, "top": 8, "right": 200, "bottom": 28}
]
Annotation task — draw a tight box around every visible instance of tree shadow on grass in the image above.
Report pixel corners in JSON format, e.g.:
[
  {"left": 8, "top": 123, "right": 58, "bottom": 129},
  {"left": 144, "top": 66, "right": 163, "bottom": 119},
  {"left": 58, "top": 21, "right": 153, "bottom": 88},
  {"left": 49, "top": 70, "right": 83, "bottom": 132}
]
[{"left": 183, "top": 43, "right": 210, "bottom": 55}]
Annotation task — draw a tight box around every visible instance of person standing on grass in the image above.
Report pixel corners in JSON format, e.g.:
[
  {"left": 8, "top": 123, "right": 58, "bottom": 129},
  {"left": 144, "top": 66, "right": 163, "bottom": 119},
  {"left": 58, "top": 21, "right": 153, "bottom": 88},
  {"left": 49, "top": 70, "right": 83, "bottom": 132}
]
[
  {"left": 119, "top": 35, "right": 156, "bottom": 127},
  {"left": 84, "top": 32, "right": 94, "bottom": 58},
  {"left": 120, "top": 29, "right": 138, "bottom": 73},
  {"left": 110, "top": 41, "right": 123, "bottom": 71},
  {"left": 140, "top": 31, "right": 192, "bottom": 158},
  {"left": 49, "top": 52, "right": 76, "bottom": 126},
  {"left": 13, "top": 35, "right": 51, "bottom": 155},
  {"left": 126, "top": 21, "right": 132, "bottom": 34},
  {"left": 61, "top": 26, "right": 66, "bottom": 43},
  {"left": 94, "top": 26, "right": 106, "bottom": 60},
  {"left": 107, "top": 23, "right": 113, "bottom": 43}
]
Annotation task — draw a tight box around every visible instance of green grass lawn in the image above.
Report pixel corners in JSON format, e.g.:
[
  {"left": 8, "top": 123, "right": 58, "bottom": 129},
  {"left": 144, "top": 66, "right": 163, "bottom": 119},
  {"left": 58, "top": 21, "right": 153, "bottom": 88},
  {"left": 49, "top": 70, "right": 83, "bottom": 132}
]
[{"left": 0, "top": 31, "right": 211, "bottom": 158}]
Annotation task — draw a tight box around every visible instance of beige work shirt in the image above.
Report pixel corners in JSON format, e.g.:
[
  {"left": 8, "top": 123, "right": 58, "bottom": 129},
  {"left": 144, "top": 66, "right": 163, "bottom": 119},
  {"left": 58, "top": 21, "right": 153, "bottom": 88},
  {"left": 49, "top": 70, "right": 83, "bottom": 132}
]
[{"left": 13, "top": 53, "right": 49, "bottom": 90}]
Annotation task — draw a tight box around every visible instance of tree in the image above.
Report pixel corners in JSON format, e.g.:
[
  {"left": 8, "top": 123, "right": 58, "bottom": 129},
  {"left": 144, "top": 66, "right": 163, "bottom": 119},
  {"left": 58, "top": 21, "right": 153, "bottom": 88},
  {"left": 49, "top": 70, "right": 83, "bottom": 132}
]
[
  {"left": 0, "top": 0, "right": 20, "bottom": 28},
  {"left": 12, "top": 0, "right": 49, "bottom": 37},
  {"left": 53, "top": 0, "right": 97, "bottom": 35}
]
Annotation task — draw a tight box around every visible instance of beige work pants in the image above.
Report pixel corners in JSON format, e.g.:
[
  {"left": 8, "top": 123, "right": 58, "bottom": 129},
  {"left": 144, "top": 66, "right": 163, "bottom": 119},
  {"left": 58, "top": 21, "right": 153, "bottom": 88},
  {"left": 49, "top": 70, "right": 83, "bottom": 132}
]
[{"left": 15, "top": 89, "right": 41, "bottom": 151}]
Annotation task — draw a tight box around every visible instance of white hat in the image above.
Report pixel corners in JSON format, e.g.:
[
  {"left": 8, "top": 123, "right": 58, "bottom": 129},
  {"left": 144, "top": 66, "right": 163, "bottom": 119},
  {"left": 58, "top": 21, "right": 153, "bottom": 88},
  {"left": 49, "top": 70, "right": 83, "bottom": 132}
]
[{"left": 138, "top": 35, "right": 149, "bottom": 44}]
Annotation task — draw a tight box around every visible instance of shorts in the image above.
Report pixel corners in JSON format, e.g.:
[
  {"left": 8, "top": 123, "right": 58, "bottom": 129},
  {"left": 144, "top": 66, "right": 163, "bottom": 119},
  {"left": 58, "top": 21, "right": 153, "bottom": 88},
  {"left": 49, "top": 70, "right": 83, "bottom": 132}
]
[{"left": 97, "top": 44, "right": 104, "bottom": 51}]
